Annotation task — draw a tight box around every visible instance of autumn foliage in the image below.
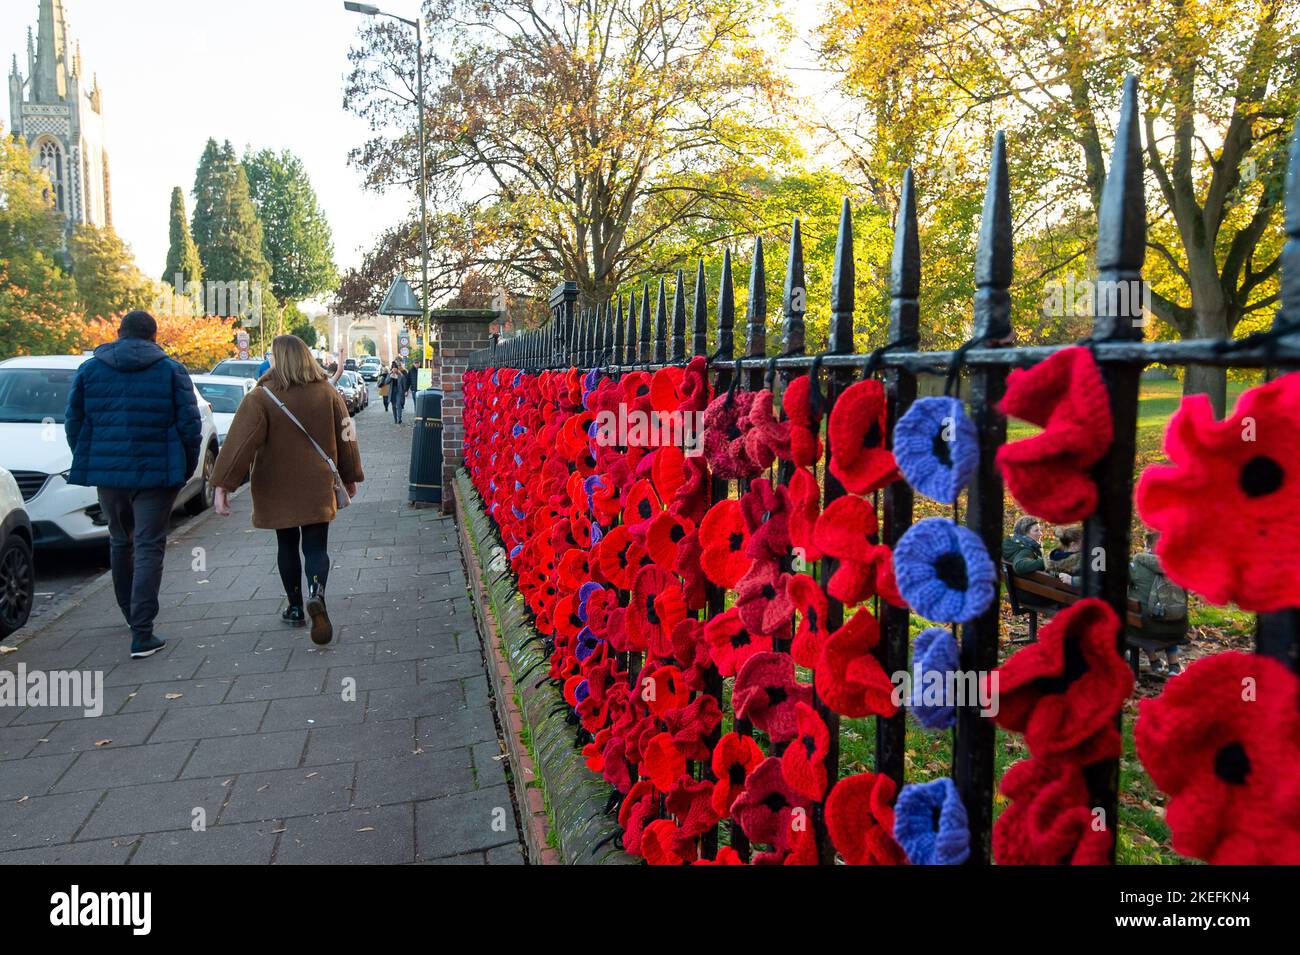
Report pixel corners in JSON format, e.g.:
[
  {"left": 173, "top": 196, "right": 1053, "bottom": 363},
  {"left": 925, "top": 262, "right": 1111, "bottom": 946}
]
[{"left": 84, "top": 313, "right": 238, "bottom": 370}]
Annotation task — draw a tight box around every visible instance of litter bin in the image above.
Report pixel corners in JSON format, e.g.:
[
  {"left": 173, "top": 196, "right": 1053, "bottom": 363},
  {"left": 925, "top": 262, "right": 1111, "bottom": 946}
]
[{"left": 409, "top": 389, "right": 444, "bottom": 505}]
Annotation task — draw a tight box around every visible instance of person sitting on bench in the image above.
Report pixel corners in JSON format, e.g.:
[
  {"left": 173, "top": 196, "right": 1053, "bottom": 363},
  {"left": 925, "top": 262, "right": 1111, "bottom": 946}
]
[
  {"left": 1002, "top": 516, "right": 1046, "bottom": 575},
  {"left": 1046, "top": 525, "right": 1084, "bottom": 587},
  {"left": 1128, "top": 531, "right": 1189, "bottom": 675}
]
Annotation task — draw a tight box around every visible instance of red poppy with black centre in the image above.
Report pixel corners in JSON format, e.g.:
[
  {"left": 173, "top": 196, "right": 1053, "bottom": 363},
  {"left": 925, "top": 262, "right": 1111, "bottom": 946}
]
[
  {"left": 646, "top": 510, "right": 694, "bottom": 569},
  {"left": 787, "top": 573, "right": 829, "bottom": 668},
  {"left": 733, "top": 650, "right": 814, "bottom": 743},
  {"left": 1137, "top": 374, "right": 1300, "bottom": 612},
  {"left": 991, "top": 597, "right": 1132, "bottom": 764},
  {"left": 703, "top": 607, "right": 772, "bottom": 677},
  {"left": 828, "top": 378, "right": 899, "bottom": 494},
  {"left": 782, "top": 702, "right": 831, "bottom": 800},
  {"left": 642, "top": 663, "right": 691, "bottom": 716},
  {"left": 735, "top": 558, "right": 795, "bottom": 637},
  {"left": 730, "top": 756, "right": 813, "bottom": 850},
  {"left": 595, "top": 525, "right": 646, "bottom": 590},
  {"left": 622, "top": 478, "right": 662, "bottom": 536},
  {"left": 711, "top": 731, "right": 766, "bottom": 817},
  {"left": 740, "top": 477, "right": 792, "bottom": 562},
  {"left": 699, "top": 499, "right": 753, "bottom": 589},
  {"left": 1135, "top": 651, "right": 1300, "bottom": 864},
  {"left": 626, "top": 565, "right": 687, "bottom": 654}
]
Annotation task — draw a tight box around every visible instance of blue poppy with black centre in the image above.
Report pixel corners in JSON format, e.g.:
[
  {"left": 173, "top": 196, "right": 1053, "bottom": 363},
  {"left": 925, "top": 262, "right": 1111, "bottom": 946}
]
[
  {"left": 894, "top": 517, "right": 996, "bottom": 623},
  {"left": 894, "top": 396, "right": 979, "bottom": 504}
]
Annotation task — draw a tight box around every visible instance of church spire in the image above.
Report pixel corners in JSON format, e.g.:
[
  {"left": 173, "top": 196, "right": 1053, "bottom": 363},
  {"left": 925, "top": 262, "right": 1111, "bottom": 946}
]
[{"left": 32, "top": 0, "right": 70, "bottom": 102}]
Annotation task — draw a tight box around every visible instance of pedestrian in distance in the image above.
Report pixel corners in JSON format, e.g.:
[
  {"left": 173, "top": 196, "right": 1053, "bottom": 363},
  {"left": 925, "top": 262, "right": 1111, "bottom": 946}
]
[
  {"left": 63, "top": 310, "right": 203, "bottom": 659},
  {"left": 210, "top": 335, "right": 364, "bottom": 646},
  {"left": 388, "top": 359, "right": 409, "bottom": 424}
]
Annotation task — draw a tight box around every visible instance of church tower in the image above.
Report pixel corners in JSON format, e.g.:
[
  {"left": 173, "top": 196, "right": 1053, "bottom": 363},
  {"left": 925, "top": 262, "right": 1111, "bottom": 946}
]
[{"left": 8, "top": 0, "right": 112, "bottom": 238}]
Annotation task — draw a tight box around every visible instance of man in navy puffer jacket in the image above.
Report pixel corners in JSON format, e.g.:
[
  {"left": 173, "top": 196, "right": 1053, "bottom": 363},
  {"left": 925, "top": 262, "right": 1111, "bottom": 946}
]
[{"left": 65, "top": 311, "right": 202, "bottom": 658}]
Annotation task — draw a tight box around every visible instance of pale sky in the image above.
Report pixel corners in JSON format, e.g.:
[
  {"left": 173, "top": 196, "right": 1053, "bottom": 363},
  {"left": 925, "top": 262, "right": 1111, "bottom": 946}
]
[{"left": 2, "top": 0, "right": 838, "bottom": 298}]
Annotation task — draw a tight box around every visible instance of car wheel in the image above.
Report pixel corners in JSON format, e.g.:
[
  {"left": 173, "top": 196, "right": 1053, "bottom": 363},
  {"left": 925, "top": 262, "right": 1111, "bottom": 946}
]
[
  {"left": 0, "top": 534, "right": 34, "bottom": 638},
  {"left": 185, "top": 446, "right": 217, "bottom": 515}
]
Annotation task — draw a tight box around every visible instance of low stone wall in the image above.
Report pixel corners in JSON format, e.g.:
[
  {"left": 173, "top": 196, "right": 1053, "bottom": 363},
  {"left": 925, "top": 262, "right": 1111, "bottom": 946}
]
[{"left": 455, "top": 470, "right": 635, "bottom": 866}]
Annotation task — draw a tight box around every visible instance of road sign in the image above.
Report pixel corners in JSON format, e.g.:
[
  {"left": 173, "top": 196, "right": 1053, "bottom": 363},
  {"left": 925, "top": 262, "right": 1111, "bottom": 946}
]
[{"left": 236, "top": 330, "right": 249, "bottom": 361}]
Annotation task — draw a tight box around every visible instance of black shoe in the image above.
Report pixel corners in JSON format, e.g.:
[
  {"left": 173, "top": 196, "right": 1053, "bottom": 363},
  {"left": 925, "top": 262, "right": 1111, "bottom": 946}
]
[
  {"left": 130, "top": 634, "right": 166, "bottom": 659},
  {"left": 306, "top": 589, "right": 333, "bottom": 645},
  {"left": 282, "top": 605, "right": 306, "bottom": 626}
]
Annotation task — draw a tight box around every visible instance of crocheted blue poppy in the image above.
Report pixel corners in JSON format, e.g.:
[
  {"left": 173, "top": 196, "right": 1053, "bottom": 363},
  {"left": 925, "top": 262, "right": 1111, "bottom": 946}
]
[
  {"left": 894, "top": 396, "right": 978, "bottom": 504},
  {"left": 894, "top": 518, "right": 996, "bottom": 623},
  {"left": 575, "top": 626, "right": 601, "bottom": 662},
  {"left": 893, "top": 777, "right": 970, "bottom": 865},
  {"left": 909, "top": 627, "right": 961, "bottom": 730}
]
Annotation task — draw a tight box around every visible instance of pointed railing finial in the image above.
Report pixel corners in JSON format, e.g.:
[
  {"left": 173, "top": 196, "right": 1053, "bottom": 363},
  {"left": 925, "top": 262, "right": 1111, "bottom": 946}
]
[
  {"left": 654, "top": 277, "right": 668, "bottom": 363},
  {"left": 1094, "top": 74, "right": 1146, "bottom": 341},
  {"left": 671, "top": 270, "right": 687, "bottom": 361},
  {"left": 746, "top": 236, "right": 767, "bottom": 359},
  {"left": 612, "top": 293, "right": 625, "bottom": 364},
  {"left": 973, "top": 131, "right": 1012, "bottom": 340},
  {"left": 890, "top": 168, "right": 921, "bottom": 345},
  {"left": 692, "top": 259, "right": 709, "bottom": 357},
  {"left": 829, "top": 198, "right": 855, "bottom": 353},
  {"left": 717, "top": 247, "right": 735, "bottom": 361},
  {"left": 638, "top": 284, "right": 652, "bottom": 363},
  {"left": 782, "top": 218, "right": 806, "bottom": 355}
]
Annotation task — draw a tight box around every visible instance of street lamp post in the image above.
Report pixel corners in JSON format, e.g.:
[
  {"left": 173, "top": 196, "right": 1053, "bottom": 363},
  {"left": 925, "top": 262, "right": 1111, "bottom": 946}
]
[{"left": 344, "top": 2, "right": 431, "bottom": 372}]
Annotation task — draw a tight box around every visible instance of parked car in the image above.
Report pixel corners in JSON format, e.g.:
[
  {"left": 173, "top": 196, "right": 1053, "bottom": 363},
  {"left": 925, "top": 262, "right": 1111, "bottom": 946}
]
[
  {"left": 358, "top": 358, "right": 382, "bottom": 381},
  {"left": 0, "top": 466, "right": 34, "bottom": 639},
  {"left": 343, "top": 358, "right": 358, "bottom": 372},
  {"left": 191, "top": 375, "right": 256, "bottom": 444},
  {"left": 335, "top": 371, "right": 367, "bottom": 415},
  {"left": 0, "top": 355, "right": 220, "bottom": 547},
  {"left": 210, "top": 358, "right": 265, "bottom": 380}
]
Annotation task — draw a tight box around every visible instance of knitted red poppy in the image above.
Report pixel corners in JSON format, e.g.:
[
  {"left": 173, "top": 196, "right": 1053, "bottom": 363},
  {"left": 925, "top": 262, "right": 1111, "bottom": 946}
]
[
  {"left": 731, "top": 756, "right": 813, "bottom": 849},
  {"left": 733, "top": 651, "right": 814, "bottom": 743},
  {"left": 595, "top": 525, "right": 647, "bottom": 590},
  {"left": 825, "top": 771, "right": 908, "bottom": 865},
  {"left": 673, "top": 528, "right": 708, "bottom": 612},
  {"left": 662, "top": 693, "right": 722, "bottom": 761},
  {"left": 641, "top": 818, "right": 694, "bottom": 865},
  {"left": 829, "top": 378, "right": 899, "bottom": 494},
  {"left": 787, "top": 573, "right": 830, "bottom": 668},
  {"left": 782, "top": 702, "right": 831, "bottom": 800},
  {"left": 816, "top": 608, "right": 898, "bottom": 719},
  {"left": 623, "top": 478, "right": 662, "bottom": 535},
  {"left": 781, "top": 373, "right": 823, "bottom": 467},
  {"left": 1137, "top": 375, "right": 1300, "bottom": 611},
  {"left": 666, "top": 774, "right": 721, "bottom": 847},
  {"left": 646, "top": 510, "right": 693, "bottom": 569},
  {"left": 626, "top": 565, "right": 687, "bottom": 653},
  {"left": 643, "top": 732, "right": 688, "bottom": 793},
  {"left": 698, "top": 499, "right": 753, "bottom": 589},
  {"left": 642, "top": 664, "right": 691, "bottom": 716},
  {"left": 996, "top": 346, "right": 1113, "bottom": 524},
  {"left": 703, "top": 390, "right": 762, "bottom": 479},
  {"left": 992, "top": 598, "right": 1132, "bottom": 764},
  {"left": 992, "top": 758, "right": 1113, "bottom": 865},
  {"left": 650, "top": 365, "right": 687, "bottom": 415},
  {"left": 618, "top": 780, "right": 660, "bottom": 855},
  {"left": 711, "top": 731, "right": 767, "bottom": 816},
  {"left": 743, "top": 389, "right": 791, "bottom": 469},
  {"left": 1135, "top": 651, "right": 1300, "bottom": 864},
  {"left": 669, "top": 617, "right": 710, "bottom": 690},
  {"left": 787, "top": 466, "right": 822, "bottom": 563},
  {"left": 735, "top": 558, "right": 794, "bottom": 636},
  {"left": 740, "top": 478, "right": 792, "bottom": 561},
  {"left": 650, "top": 445, "right": 687, "bottom": 502},
  {"left": 703, "top": 607, "right": 772, "bottom": 677},
  {"left": 693, "top": 846, "right": 746, "bottom": 866}
]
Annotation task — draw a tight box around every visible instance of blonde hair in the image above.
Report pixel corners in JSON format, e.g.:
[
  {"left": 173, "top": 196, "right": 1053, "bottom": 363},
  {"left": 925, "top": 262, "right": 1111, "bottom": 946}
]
[{"left": 269, "top": 335, "right": 327, "bottom": 389}]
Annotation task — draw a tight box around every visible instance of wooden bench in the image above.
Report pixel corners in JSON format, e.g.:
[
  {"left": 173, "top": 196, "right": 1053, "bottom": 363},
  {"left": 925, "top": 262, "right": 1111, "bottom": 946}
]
[{"left": 1002, "top": 563, "right": 1180, "bottom": 674}]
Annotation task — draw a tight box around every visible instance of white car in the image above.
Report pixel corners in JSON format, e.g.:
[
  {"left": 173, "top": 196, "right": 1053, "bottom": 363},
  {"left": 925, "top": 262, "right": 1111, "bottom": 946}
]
[
  {"left": 0, "top": 355, "right": 219, "bottom": 547},
  {"left": 210, "top": 358, "right": 266, "bottom": 380},
  {"left": 0, "top": 466, "right": 34, "bottom": 638},
  {"left": 192, "top": 374, "right": 256, "bottom": 444}
]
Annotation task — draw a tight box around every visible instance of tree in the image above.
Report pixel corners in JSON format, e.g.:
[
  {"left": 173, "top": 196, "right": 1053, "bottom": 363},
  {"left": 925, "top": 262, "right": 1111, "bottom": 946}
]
[
  {"left": 818, "top": 0, "right": 1300, "bottom": 414},
  {"left": 0, "top": 127, "right": 83, "bottom": 357},
  {"left": 344, "top": 0, "right": 795, "bottom": 305},
  {"left": 162, "top": 186, "right": 203, "bottom": 290},
  {"left": 83, "top": 312, "right": 238, "bottom": 371},
  {"left": 69, "top": 224, "right": 154, "bottom": 321},
  {"left": 243, "top": 148, "right": 338, "bottom": 301},
  {"left": 291, "top": 321, "right": 318, "bottom": 347},
  {"left": 190, "top": 138, "right": 271, "bottom": 311}
]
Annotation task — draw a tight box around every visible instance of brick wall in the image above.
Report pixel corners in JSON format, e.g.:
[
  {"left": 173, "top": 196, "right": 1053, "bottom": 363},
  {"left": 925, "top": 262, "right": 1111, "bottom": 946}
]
[{"left": 435, "top": 315, "right": 495, "bottom": 513}]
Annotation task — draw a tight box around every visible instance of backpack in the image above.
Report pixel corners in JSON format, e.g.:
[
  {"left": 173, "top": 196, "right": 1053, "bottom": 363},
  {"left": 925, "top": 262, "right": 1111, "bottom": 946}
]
[{"left": 1146, "top": 569, "right": 1187, "bottom": 622}]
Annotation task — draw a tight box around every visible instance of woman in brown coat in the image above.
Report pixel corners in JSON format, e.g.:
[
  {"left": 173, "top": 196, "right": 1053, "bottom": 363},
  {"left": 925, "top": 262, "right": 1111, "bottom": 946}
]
[{"left": 211, "top": 335, "right": 364, "bottom": 645}]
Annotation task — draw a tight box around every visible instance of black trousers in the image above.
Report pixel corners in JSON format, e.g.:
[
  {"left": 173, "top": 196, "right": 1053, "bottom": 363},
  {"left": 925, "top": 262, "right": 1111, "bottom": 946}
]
[
  {"left": 98, "top": 485, "right": 180, "bottom": 640},
  {"left": 275, "top": 523, "right": 331, "bottom": 607}
]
